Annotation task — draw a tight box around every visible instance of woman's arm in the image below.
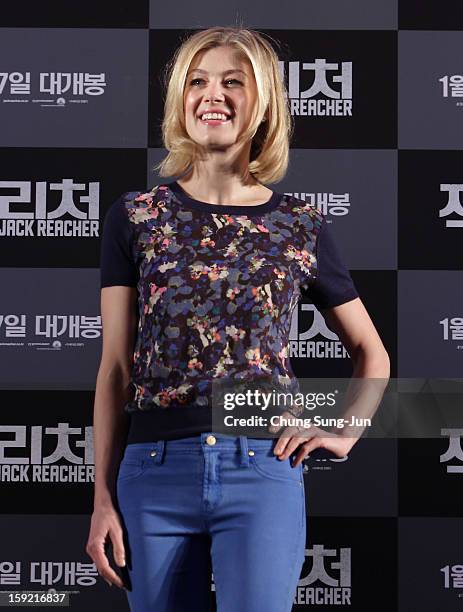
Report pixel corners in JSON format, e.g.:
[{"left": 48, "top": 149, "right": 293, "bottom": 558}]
[
  {"left": 86, "top": 285, "right": 137, "bottom": 588},
  {"left": 319, "top": 297, "right": 390, "bottom": 442},
  {"left": 93, "top": 285, "right": 138, "bottom": 507},
  {"left": 274, "top": 297, "right": 391, "bottom": 463},
  {"left": 321, "top": 297, "right": 390, "bottom": 378}
]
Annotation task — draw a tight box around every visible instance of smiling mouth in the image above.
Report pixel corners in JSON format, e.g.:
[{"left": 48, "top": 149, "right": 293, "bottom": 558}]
[{"left": 198, "top": 117, "right": 233, "bottom": 124}]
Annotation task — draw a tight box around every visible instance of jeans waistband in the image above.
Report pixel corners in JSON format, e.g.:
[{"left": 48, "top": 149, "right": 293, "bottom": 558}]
[{"left": 123, "top": 433, "right": 281, "bottom": 467}]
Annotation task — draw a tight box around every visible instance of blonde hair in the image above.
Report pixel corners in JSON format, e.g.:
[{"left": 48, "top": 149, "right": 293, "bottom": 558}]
[{"left": 152, "top": 26, "right": 294, "bottom": 185}]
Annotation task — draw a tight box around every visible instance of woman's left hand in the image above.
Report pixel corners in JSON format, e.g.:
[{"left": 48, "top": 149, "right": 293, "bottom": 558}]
[{"left": 271, "top": 412, "right": 358, "bottom": 467}]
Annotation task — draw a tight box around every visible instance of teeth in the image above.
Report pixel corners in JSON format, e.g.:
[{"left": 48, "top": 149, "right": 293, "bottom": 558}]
[{"left": 200, "top": 112, "right": 230, "bottom": 121}]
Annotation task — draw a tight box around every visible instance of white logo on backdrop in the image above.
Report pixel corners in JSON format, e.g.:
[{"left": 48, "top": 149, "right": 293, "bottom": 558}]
[
  {"left": 0, "top": 180, "right": 101, "bottom": 237},
  {"left": 295, "top": 545, "right": 352, "bottom": 606},
  {"left": 439, "top": 184, "right": 463, "bottom": 228},
  {"left": 280, "top": 59, "right": 353, "bottom": 117},
  {"left": 287, "top": 191, "right": 351, "bottom": 217},
  {"left": 0, "top": 71, "right": 107, "bottom": 104},
  {"left": 439, "top": 75, "right": 463, "bottom": 105},
  {"left": 0, "top": 423, "right": 93, "bottom": 482},
  {"left": 0, "top": 560, "right": 99, "bottom": 587},
  {"left": 440, "top": 563, "right": 463, "bottom": 591},
  {"left": 289, "top": 303, "right": 351, "bottom": 359},
  {"left": 440, "top": 428, "right": 463, "bottom": 473},
  {"left": 0, "top": 314, "right": 101, "bottom": 349},
  {"left": 439, "top": 317, "right": 463, "bottom": 352}
]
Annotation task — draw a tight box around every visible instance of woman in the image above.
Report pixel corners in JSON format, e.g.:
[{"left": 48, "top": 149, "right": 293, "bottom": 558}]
[{"left": 86, "top": 26, "right": 390, "bottom": 612}]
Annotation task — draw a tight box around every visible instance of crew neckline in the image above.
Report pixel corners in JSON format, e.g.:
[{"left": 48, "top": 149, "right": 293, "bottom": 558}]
[{"left": 167, "top": 180, "right": 283, "bottom": 215}]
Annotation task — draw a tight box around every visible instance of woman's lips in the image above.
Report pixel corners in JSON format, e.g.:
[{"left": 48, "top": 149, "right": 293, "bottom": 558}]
[
  {"left": 200, "top": 119, "right": 231, "bottom": 125},
  {"left": 198, "top": 116, "right": 233, "bottom": 125}
]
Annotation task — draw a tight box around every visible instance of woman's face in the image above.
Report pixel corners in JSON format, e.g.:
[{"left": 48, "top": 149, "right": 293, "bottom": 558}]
[{"left": 183, "top": 45, "right": 259, "bottom": 151}]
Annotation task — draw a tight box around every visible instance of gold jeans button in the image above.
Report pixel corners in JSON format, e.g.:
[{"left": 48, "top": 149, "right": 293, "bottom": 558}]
[{"left": 206, "top": 435, "right": 217, "bottom": 446}]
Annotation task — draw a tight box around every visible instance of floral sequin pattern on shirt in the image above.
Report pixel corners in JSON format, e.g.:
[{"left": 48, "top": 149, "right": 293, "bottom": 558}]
[{"left": 124, "top": 184, "right": 322, "bottom": 412}]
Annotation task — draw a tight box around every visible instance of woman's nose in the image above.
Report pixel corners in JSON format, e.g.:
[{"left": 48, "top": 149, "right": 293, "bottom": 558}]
[{"left": 204, "top": 85, "right": 225, "bottom": 101}]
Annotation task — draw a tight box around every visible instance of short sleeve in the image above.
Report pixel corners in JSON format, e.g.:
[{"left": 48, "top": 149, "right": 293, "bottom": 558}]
[
  {"left": 100, "top": 193, "right": 139, "bottom": 288},
  {"left": 304, "top": 214, "right": 359, "bottom": 310}
]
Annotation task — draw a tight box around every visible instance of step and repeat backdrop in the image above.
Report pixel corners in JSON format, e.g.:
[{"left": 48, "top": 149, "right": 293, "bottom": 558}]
[{"left": 1, "top": 1, "right": 463, "bottom": 610}]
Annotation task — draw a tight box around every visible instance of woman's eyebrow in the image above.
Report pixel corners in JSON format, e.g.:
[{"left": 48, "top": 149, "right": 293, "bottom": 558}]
[{"left": 188, "top": 68, "right": 248, "bottom": 78}]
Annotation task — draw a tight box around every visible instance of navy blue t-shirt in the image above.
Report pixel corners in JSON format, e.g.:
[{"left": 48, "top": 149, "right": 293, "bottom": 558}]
[{"left": 100, "top": 181, "right": 359, "bottom": 442}]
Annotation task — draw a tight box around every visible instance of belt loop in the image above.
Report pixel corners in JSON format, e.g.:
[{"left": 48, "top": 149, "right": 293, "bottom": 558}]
[
  {"left": 150, "top": 440, "right": 165, "bottom": 464},
  {"left": 239, "top": 435, "right": 250, "bottom": 467}
]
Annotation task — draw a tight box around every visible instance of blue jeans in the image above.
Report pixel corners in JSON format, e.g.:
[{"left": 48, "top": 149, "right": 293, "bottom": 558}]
[{"left": 115, "top": 432, "right": 306, "bottom": 612}]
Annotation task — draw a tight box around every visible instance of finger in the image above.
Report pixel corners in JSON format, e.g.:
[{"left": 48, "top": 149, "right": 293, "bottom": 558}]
[
  {"left": 92, "top": 550, "right": 126, "bottom": 589},
  {"left": 273, "top": 430, "right": 298, "bottom": 456},
  {"left": 98, "top": 563, "right": 126, "bottom": 589},
  {"left": 293, "top": 440, "right": 317, "bottom": 466},
  {"left": 273, "top": 416, "right": 303, "bottom": 455},
  {"left": 292, "top": 453, "right": 306, "bottom": 468},
  {"left": 277, "top": 436, "right": 302, "bottom": 461},
  {"left": 278, "top": 435, "right": 313, "bottom": 461},
  {"left": 293, "top": 430, "right": 333, "bottom": 455},
  {"left": 109, "top": 529, "right": 126, "bottom": 568},
  {"left": 272, "top": 430, "right": 293, "bottom": 455}
]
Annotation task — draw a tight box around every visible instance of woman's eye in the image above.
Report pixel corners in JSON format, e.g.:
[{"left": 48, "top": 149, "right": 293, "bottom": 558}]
[{"left": 189, "top": 78, "right": 241, "bottom": 86}]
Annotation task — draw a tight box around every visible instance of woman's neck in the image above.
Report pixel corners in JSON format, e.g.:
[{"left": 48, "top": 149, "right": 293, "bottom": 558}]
[{"left": 175, "top": 176, "right": 273, "bottom": 207}]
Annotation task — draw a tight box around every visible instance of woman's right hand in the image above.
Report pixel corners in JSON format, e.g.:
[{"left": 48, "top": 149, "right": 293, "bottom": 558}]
[{"left": 86, "top": 504, "right": 127, "bottom": 589}]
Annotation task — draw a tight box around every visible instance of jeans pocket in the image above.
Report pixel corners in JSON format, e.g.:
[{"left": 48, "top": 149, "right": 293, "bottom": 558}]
[
  {"left": 117, "top": 457, "right": 150, "bottom": 483},
  {"left": 249, "top": 449, "right": 303, "bottom": 485}
]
